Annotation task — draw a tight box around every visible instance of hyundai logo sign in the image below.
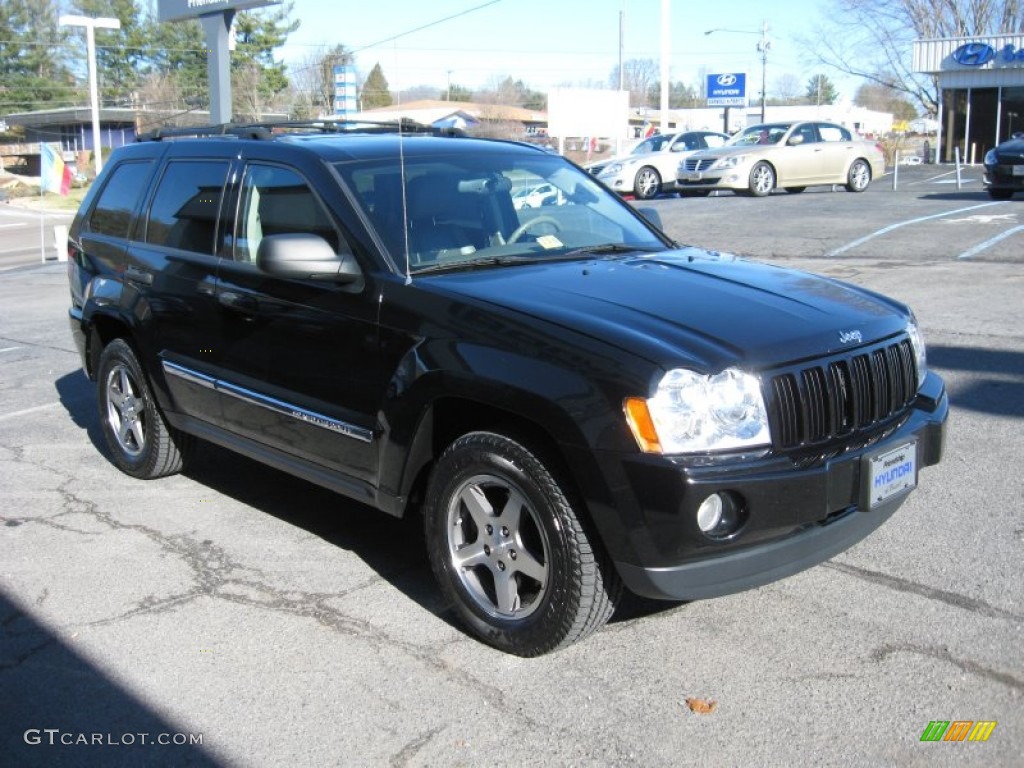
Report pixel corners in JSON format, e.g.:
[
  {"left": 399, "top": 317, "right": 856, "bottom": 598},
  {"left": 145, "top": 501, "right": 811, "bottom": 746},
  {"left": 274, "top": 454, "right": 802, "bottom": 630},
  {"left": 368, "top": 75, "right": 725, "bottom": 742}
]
[
  {"left": 951, "top": 42, "right": 996, "bottom": 66},
  {"left": 706, "top": 72, "right": 746, "bottom": 106}
]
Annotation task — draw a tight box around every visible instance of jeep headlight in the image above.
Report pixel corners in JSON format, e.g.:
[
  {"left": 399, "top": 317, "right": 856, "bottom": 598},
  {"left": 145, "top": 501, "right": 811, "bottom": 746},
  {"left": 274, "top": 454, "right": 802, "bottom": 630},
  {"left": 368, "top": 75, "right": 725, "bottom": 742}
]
[
  {"left": 711, "top": 155, "right": 747, "bottom": 171},
  {"left": 624, "top": 368, "right": 771, "bottom": 454},
  {"left": 906, "top": 316, "right": 927, "bottom": 386}
]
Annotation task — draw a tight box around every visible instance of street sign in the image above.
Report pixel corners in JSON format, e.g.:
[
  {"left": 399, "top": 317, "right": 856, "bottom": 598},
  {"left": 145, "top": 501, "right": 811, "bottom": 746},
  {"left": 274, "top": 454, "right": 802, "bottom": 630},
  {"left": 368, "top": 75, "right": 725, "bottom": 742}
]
[
  {"left": 157, "top": 0, "right": 278, "bottom": 23},
  {"left": 706, "top": 72, "right": 747, "bottom": 107}
]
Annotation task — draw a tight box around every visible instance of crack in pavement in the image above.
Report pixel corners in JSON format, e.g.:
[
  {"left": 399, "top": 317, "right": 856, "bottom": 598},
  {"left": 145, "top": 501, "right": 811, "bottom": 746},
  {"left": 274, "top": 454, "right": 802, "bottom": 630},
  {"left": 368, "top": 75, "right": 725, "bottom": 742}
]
[
  {"left": 824, "top": 561, "right": 1023, "bottom": 622},
  {"left": 3, "top": 433, "right": 642, "bottom": 758},
  {"left": 389, "top": 725, "right": 446, "bottom": 768},
  {"left": 871, "top": 643, "right": 1024, "bottom": 692}
]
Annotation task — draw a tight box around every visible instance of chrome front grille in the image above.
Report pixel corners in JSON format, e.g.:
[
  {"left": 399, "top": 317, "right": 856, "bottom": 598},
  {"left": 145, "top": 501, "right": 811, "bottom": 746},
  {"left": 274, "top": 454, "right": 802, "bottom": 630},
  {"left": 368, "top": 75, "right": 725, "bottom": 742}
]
[
  {"left": 682, "top": 158, "right": 717, "bottom": 173},
  {"left": 765, "top": 338, "right": 918, "bottom": 451}
]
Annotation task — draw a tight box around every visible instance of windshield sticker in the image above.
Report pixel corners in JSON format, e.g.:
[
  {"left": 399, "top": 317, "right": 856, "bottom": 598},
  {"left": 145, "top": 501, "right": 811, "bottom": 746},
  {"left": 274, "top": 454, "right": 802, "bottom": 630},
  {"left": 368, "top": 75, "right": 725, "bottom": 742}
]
[{"left": 536, "top": 235, "right": 563, "bottom": 249}]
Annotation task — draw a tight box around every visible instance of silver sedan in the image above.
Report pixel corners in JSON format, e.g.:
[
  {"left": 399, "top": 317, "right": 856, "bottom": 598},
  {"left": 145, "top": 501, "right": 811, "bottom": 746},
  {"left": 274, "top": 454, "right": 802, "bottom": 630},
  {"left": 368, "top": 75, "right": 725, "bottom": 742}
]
[{"left": 677, "top": 121, "right": 886, "bottom": 197}]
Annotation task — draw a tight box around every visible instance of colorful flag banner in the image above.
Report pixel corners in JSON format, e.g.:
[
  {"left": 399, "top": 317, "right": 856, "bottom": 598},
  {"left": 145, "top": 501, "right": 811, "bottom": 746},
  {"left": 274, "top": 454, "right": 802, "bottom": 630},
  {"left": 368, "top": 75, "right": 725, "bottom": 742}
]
[{"left": 40, "top": 144, "right": 73, "bottom": 196}]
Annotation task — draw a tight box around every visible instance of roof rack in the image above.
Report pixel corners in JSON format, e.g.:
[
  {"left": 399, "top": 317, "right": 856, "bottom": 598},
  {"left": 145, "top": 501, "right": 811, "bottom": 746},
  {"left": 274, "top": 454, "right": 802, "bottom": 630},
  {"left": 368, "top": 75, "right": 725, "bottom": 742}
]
[{"left": 136, "top": 118, "right": 464, "bottom": 142}]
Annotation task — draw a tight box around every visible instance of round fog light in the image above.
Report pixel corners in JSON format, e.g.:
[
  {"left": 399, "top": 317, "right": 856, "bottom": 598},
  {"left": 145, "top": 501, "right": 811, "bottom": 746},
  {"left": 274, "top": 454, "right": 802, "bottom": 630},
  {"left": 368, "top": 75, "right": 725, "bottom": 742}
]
[{"left": 696, "top": 494, "right": 724, "bottom": 533}]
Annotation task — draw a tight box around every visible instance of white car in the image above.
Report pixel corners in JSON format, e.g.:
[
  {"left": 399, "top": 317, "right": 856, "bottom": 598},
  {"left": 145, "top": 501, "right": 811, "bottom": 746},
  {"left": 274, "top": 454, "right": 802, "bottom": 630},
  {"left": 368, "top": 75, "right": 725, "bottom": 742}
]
[
  {"left": 512, "top": 182, "right": 563, "bottom": 209},
  {"left": 587, "top": 131, "right": 730, "bottom": 199}
]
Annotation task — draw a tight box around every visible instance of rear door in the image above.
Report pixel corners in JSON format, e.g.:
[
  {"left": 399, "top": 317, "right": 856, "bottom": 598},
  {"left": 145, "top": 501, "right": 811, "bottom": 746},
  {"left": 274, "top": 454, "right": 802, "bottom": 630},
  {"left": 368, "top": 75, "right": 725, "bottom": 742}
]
[
  {"left": 116, "top": 149, "right": 234, "bottom": 426},
  {"left": 816, "top": 123, "right": 857, "bottom": 181}
]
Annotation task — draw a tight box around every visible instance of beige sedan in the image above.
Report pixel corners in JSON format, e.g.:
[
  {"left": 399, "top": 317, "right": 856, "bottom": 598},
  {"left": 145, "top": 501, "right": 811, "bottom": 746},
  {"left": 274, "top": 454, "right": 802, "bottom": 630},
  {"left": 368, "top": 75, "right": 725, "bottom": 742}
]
[{"left": 676, "top": 121, "right": 886, "bottom": 197}]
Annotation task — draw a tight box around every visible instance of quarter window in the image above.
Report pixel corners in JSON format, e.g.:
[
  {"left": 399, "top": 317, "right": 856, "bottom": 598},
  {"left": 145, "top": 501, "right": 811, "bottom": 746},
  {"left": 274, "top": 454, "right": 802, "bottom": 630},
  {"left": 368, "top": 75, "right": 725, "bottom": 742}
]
[
  {"left": 145, "top": 160, "right": 230, "bottom": 253},
  {"left": 87, "top": 161, "right": 153, "bottom": 239}
]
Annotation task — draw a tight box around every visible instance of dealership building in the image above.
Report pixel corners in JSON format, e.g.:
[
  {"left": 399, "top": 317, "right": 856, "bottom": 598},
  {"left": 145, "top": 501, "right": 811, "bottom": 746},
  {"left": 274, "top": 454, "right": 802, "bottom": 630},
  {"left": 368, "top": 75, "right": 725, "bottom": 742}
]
[{"left": 914, "top": 33, "right": 1024, "bottom": 164}]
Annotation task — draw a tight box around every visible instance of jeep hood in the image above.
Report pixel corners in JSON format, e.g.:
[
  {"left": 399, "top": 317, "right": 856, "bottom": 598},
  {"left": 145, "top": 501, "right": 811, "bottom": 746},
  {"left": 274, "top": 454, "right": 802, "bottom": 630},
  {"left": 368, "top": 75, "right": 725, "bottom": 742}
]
[{"left": 427, "top": 248, "right": 909, "bottom": 372}]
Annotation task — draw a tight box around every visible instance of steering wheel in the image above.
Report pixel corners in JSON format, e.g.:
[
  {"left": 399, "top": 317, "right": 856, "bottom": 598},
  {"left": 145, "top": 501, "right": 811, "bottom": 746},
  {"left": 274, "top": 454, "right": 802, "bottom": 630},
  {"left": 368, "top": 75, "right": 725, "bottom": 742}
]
[{"left": 507, "top": 215, "right": 562, "bottom": 244}]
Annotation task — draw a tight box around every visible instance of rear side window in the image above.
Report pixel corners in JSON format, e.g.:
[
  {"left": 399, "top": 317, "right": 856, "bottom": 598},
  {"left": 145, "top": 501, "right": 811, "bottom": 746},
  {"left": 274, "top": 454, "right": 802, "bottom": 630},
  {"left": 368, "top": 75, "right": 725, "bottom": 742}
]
[
  {"left": 87, "top": 161, "right": 153, "bottom": 238},
  {"left": 819, "top": 124, "right": 851, "bottom": 142},
  {"left": 145, "top": 160, "right": 230, "bottom": 254}
]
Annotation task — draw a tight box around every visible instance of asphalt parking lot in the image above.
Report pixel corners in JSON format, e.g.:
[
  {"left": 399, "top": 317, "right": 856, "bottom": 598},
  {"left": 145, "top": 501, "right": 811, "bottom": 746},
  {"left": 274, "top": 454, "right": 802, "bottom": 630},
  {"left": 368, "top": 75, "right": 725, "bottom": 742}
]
[{"left": 1, "top": 165, "right": 1022, "bottom": 767}]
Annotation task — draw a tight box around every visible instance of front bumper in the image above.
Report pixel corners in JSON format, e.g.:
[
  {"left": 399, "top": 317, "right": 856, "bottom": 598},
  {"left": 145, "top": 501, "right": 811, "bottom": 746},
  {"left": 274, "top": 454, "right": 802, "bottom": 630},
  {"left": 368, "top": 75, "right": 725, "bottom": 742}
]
[
  {"left": 982, "top": 165, "right": 1024, "bottom": 191},
  {"left": 611, "top": 374, "right": 947, "bottom": 600}
]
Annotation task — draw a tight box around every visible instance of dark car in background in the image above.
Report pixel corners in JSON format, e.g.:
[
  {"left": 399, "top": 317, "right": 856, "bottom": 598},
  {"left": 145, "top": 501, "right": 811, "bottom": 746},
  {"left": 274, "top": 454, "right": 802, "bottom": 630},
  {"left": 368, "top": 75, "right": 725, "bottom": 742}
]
[
  {"left": 65, "top": 121, "right": 946, "bottom": 656},
  {"left": 983, "top": 132, "right": 1024, "bottom": 199}
]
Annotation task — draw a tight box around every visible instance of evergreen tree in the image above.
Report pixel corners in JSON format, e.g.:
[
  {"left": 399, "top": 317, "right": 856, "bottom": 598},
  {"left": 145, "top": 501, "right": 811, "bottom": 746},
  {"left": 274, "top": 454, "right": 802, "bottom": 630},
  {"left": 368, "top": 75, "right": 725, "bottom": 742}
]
[
  {"left": 806, "top": 74, "right": 838, "bottom": 105},
  {"left": 362, "top": 63, "right": 392, "bottom": 109},
  {"left": 231, "top": 2, "right": 300, "bottom": 116},
  {"left": 0, "top": 0, "right": 76, "bottom": 112},
  {"left": 68, "top": 0, "right": 149, "bottom": 107}
]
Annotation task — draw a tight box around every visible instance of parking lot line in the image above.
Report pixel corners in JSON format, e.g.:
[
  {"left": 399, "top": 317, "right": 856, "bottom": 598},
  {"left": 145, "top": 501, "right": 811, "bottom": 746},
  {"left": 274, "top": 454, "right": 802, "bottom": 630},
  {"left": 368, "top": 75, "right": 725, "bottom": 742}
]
[
  {"left": 957, "top": 224, "right": 1024, "bottom": 260},
  {"left": 826, "top": 202, "right": 1009, "bottom": 257},
  {"left": 0, "top": 402, "right": 61, "bottom": 422}
]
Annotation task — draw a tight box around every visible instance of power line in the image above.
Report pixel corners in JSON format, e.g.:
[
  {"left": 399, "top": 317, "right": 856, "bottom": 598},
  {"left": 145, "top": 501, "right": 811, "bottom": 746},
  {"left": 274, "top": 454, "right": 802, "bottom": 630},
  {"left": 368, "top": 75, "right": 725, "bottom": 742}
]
[{"left": 350, "top": 0, "right": 503, "bottom": 54}]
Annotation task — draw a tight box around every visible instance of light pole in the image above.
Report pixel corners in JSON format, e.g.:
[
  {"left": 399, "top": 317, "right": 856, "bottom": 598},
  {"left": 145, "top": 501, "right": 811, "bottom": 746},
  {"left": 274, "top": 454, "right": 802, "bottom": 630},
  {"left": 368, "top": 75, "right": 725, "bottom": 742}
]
[
  {"left": 704, "top": 19, "right": 770, "bottom": 124},
  {"left": 59, "top": 14, "right": 121, "bottom": 175}
]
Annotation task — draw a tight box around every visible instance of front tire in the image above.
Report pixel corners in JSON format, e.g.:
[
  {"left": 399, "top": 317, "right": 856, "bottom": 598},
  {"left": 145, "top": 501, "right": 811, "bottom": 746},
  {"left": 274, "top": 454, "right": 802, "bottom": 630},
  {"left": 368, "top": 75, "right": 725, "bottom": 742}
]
[
  {"left": 988, "top": 188, "right": 1013, "bottom": 200},
  {"left": 634, "top": 166, "right": 661, "bottom": 199},
  {"left": 424, "top": 432, "right": 620, "bottom": 656},
  {"left": 749, "top": 162, "right": 775, "bottom": 196},
  {"left": 846, "top": 159, "right": 871, "bottom": 192},
  {"left": 96, "top": 339, "right": 191, "bottom": 479}
]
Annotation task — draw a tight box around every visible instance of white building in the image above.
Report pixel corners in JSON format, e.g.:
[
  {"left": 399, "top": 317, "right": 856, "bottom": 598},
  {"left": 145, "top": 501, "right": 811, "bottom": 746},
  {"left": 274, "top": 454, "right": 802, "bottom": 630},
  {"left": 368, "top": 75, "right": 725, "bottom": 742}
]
[
  {"left": 632, "top": 104, "right": 893, "bottom": 138},
  {"left": 914, "top": 33, "right": 1024, "bottom": 163}
]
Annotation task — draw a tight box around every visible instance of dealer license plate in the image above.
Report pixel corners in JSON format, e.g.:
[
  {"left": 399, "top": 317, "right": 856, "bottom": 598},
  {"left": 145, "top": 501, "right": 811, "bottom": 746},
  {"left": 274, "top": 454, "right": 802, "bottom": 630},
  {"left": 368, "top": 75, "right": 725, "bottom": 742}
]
[
  {"left": 687, "top": 172, "right": 703, "bottom": 181},
  {"left": 864, "top": 440, "right": 917, "bottom": 509},
  {"left": 1012, "top": 165, "right": 1024, "bottom": 176}
]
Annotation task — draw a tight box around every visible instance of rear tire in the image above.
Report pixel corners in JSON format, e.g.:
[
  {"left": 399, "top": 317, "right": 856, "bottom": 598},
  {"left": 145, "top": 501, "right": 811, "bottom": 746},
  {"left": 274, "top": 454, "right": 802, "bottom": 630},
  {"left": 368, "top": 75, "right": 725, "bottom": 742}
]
[
  {"left": 845, "top": 159, "right": 871, "bottom": 192},
  {"left": 96, "top": 339, "right": 191, "bottom": 479},
  {"left": 424, "top": 431, "right": 621, "bottom": 656}
]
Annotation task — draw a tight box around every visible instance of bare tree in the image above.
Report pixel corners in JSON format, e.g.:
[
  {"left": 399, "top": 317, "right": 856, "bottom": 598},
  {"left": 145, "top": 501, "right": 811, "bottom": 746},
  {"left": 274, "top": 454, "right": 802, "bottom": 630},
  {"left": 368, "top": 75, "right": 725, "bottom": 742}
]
[
  {"left": 609, "top": 59, "right": 659, "bottom": 108},
  {"left": 773, "top": 74, "right": 803, "bottom": 103},
  {"left": 806, "top": 0, "right": 1024, "bottom": 115}
]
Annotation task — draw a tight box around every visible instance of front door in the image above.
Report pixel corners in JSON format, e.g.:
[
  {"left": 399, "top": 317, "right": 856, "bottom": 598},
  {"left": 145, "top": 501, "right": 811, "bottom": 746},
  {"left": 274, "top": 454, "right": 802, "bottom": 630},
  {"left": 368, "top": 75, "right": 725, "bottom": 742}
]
[{"left": 215, "top": 161, "right": 383, "bottom": 485}]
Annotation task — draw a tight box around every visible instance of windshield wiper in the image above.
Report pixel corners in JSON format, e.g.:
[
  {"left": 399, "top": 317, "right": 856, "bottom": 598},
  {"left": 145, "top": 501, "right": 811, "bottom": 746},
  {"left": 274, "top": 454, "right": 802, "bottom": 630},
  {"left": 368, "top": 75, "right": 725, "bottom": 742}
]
[
  {"left": 412, "top": 255, "right": 540, "bottom": 274},
  {"left": 559, "top": 243, "right": 663, "bottom": 259}
]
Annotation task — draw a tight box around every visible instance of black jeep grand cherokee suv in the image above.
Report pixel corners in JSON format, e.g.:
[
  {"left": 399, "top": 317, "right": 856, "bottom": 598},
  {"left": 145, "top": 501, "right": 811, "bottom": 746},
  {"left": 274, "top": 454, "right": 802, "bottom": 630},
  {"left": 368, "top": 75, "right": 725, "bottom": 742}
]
[{"left": 67, "top": 122, "right": 947, "bottom": 656}]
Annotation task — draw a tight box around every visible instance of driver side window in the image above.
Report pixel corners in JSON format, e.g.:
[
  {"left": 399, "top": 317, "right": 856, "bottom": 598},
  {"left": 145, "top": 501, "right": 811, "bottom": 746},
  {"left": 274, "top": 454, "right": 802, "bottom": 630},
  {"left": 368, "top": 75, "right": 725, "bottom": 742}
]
[{"left": 234, "top": 164, "right": 343, "bottom": 263}]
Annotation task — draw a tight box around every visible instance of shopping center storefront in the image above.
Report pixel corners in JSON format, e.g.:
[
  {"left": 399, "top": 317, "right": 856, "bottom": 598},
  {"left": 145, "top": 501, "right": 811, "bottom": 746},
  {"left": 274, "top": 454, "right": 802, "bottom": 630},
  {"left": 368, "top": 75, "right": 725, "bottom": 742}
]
[{"left": 914, "top": 34, "right": 1024, "bottom": 163}]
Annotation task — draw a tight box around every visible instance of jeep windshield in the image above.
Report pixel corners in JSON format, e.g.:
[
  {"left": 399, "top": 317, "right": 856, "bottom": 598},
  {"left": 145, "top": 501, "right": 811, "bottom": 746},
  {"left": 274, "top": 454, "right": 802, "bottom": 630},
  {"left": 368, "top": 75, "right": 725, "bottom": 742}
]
[{"left": 334, "top": 150, "right": 667, "bottom": 275}]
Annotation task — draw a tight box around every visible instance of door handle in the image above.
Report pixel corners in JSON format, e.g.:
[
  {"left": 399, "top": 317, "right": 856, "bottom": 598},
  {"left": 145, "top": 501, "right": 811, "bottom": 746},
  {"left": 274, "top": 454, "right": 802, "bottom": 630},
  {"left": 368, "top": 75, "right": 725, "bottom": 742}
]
[
  {"left": 125, "top": 265, "right": 153, "bottom": 286},
  {"left": 218, "top": 290, "right": 259, "bottom": 315}
]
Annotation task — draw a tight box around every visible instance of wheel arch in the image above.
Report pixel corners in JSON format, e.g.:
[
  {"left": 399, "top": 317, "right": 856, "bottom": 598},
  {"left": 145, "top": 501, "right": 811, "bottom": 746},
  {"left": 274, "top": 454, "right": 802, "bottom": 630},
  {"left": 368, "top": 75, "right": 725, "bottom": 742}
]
[{"left": 381, "top": 383, "right": 637, "bottom": 567}]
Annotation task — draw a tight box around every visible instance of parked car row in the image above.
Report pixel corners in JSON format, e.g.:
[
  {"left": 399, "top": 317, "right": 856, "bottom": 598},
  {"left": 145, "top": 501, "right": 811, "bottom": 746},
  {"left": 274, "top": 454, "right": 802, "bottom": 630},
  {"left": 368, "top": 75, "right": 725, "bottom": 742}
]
[{"left": 587, "top": 122, "right": 887, "bottom": 199}]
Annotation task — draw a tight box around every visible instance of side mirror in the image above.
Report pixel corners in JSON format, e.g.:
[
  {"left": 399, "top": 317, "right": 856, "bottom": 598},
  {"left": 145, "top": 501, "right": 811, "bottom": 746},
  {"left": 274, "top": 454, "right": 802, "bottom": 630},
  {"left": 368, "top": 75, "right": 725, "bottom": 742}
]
[
  {"left": 257, "top": 233, "right": 363, "bottom": 286},
  {"left": 787, "top": 134, "right": 805, "bottom": 146},
  {"left": 635, "top": 206, "right": 663, "bottom": 231}
]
